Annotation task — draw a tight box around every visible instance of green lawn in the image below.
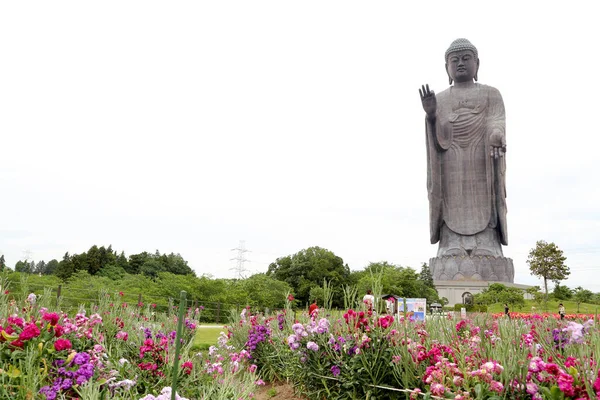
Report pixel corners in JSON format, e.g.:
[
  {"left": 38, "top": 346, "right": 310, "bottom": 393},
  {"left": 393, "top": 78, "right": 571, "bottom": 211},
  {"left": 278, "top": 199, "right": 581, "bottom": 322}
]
[
  {"left": 487, "top": 300, "right": 600, "bottom": 314},
  {"left": 192, "top": 326, "right": 226, "bottom": 350}
]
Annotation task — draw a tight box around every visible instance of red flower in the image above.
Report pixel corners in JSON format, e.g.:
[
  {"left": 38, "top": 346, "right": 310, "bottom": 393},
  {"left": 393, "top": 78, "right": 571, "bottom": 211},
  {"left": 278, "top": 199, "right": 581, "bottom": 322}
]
[
  {"left": 19, "top": 323, "right": 41, "bottom": 341},
  {"left": 53, "top": 324, "right": 65, "bottom": 337},
  {"left": 182, "top": 361, "right": 193, "bottom": 375},
  {"left": 42, "top": 312, "right": 60, "bottom": 326},
  {"left": 10, "top": 339, "right": 24, "bottom": 348},
  {"left": 119, "top": 291, "right": 124, "bottom": 296},
  {"left": 287, "top": 294, "right": 295, "bottom": 302},
  {"left": 54, "top": 338, "right": 72, "bottom": 351}
]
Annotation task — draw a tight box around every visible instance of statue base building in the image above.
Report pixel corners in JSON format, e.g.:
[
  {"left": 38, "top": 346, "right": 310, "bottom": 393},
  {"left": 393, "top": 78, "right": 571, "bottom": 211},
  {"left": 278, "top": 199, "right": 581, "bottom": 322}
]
[
  {"left": 433, "top": 279, "right": 532, "bottom": 307},
  {"left": 429, "top": 255, "right": 514, "bottom": 283},
  {"left": 430, "top": 255, "right": 529, "bottom": 306}
]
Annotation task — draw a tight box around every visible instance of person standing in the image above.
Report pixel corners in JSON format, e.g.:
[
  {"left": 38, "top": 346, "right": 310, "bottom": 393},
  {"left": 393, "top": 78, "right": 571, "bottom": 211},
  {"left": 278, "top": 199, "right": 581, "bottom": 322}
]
[
  {"left": 504, "top": 303, "right": 510, "bottom": 318},
  {"left": 363, "top": 290, "right": 375, "bottom": 312},
  {"left": 309, "top": 300, "right": 319, "bottom": 320},
  {"left": 386, "top": 297, "right": 395, "bottom": 315},
  {"left": 558, "top": 303, "right": 565, "bottom": 320}
]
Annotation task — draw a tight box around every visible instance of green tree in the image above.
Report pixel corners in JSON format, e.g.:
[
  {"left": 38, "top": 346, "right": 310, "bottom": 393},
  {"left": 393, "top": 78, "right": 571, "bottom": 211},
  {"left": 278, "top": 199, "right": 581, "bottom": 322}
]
[
  {"left": 163, "top": 253, "right": 195, "bottom": 275},
  {"left": 33, "top": 260, "right": 46, "bottom": 274},
  {"left": 573, "top": 286, "right": 593, "bottom": 312},
  {"left": 56, "top": 252, "right": 75, "bottom": 280},
  {"left": 128, "top": 252, "right": 150, "bottom": 275},
  {"left": 241, "top": 273, "right": 292, "bottom": 309},
  {"left": 526, "top": 285, "right": 544, "bottom": 306},
  {"left": 527, "top": 240, "right": 569, "bottom": 302},
  {"left": 116, "top": 251, "right": 129, "bottom": 272},
  {"left": 45, "top": 259, "right": 59, "bottom": 275},
  {"left": 266, "top": 246, "right": 350, "bottom": 307},
  {"left": 418, "top": 263, "right": 435, "bottom": 289},
  {"left": 473, "top": 283, "right": 525, "bottom": 308},
  {"left": 0, "top": 255, "right": 6, "bottom": 271},
  {"left": 552, "top": 283, "right": 573, "bottom": 301},
  {"left": 15, "top": 260, "right": 33, "bottom": 273},
  {"left": 141, "top": 258, "right": 165, "bottom": 278}
]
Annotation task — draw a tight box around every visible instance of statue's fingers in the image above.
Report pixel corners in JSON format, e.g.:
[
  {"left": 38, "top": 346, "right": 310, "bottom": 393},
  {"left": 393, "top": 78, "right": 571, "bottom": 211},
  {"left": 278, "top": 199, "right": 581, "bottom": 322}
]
[
  {"left": 419, "top": 88, "right": 423, "bottom": 99},
  {"left": 426, "top": 84, "right": 431, "bottom": 94}
]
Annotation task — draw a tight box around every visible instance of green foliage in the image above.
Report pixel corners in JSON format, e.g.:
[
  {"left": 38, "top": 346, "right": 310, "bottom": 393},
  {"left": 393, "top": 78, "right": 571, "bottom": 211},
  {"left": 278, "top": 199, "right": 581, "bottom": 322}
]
[
  {"left": 266, "top": 246, "right": 349, "bottom": 307},
  {"left": 15, "top": 260, "right": 34, "bottom": 273},
  {"left": 526, "top": 286, "right": 545, "bottom": 306},
  {"left": 473, "top": 283, "right": 525, "bottom": 309},
  {"left": 239, "top": 273, "right": 292, "bottom": 309},
  {"left": 573, "top": 286, "right": 594, "bottom": 312},
  {"left": 418, "top": 263, "right": 435, "bottom": 289},
  {"left": 527, "top": 240, "right": 569, "bottom": 300},
  {"left": 552, "top": 283, "right": 573, "bottom": 301},
  {"left": 0, "top": 255, "right": 5, "bottom": 271},
  {"left": 96, "top": 264, "right": 127, "bottom": 280}
]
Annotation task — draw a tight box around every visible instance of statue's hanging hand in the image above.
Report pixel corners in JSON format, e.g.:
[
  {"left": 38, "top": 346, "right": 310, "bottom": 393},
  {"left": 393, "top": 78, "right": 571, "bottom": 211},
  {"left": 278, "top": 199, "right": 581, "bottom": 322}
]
[
  {"left": 490, "top": 129, "right": 506, "bottom": 159},
  {"left": 419, "top": 84, "right": 437, "bottom": 121}
]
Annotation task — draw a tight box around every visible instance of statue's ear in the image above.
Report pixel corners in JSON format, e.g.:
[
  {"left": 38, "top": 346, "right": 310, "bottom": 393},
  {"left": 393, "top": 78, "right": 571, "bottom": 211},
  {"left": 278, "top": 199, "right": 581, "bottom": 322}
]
[
  {"left": 474, "top": 58, "right": 480, "bottom": 82},
  {"left": 446, "top": 63, "right": 452, "bottom": 85}
]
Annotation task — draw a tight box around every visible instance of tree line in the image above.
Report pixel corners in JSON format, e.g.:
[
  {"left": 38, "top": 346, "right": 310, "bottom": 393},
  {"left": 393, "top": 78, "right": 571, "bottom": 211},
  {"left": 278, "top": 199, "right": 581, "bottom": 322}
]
[
  {"left": 1, "top": 245, "right": 440, "bottom": 309},
  {"left": 7, "top": 245, "right": 194, "bottom": 280}
]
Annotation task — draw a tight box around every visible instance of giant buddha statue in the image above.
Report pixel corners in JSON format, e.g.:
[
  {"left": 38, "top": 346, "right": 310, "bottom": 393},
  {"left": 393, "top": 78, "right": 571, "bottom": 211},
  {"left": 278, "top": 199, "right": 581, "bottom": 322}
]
[{"left": 419, "top": 38, "right": 513, "bottom": 282}]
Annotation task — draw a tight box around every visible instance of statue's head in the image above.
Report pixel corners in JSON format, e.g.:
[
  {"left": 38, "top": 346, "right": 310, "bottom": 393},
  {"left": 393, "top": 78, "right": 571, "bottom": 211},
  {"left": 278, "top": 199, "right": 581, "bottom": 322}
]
[{"left": 445, "top": 38, "right": 480, "bottom": 85}]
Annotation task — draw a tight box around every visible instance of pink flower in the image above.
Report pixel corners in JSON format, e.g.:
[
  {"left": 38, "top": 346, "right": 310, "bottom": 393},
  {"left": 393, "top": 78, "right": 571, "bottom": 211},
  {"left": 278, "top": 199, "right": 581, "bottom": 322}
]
[
  {"left": 557, "top": 372, "right": 575, "bottom": 397},
  {"left": 249, "top": 364, "right": 257, "bottom": 373},
  {"left": 7, "top": 316, "right": 24, "bottom": 328},
  {"left": 489, "top": 380, "right": 504, "bottom": 393},
  {"left": 592, "top": 370, "right": 600, "bottom": 393},
  {"left": 54, "top": 338, "right": 72, "bottom": 351},
  {"left": 526, "top": 382, "right": 539, "bottom": 395},
  {"left": 42, "top": 312, "right": 60, "bottom": 326},
  {"left": 19, "top": 323, "right": 41, "bottom": 341},
  {"left": 116, "top": 331, "right": 129, "bottom": 341},
  {"left": 430, "top": 383, "right": 446, "bottom": 396}
]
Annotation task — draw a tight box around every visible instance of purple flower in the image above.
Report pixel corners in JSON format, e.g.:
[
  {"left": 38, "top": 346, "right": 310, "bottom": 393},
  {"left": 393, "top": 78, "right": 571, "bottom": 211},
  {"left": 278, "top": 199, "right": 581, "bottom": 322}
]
[
  {"left": 39, "top": 386, "right": 58, "bottom": 400},
  {"left": 331, "top": 365, "right": 341, "bottom": 377},
  {"left": 73, "top": 352, "right": 91, "bottom": 365},
  {"left": 307, "top": 341, "right": 319, "bottom": 351},
  {"left": 60, "top": 378, "right": 73, "bottom": 390}
]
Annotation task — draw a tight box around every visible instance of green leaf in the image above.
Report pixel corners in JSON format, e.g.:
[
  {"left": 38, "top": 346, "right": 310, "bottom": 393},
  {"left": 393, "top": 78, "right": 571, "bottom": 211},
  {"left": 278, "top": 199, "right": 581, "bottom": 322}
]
[
  {"left": 474, "top": 383, "right": 483, "bottom": 399},
  {"left": 550, "top": 386, "right": 565, "bottom": 400}
]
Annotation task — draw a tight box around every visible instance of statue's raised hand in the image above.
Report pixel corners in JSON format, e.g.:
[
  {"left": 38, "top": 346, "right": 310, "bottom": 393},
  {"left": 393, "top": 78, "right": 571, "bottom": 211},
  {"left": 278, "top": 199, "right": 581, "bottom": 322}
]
[{"left": 419, "top": 84, "right": 437, "bottom": 120}]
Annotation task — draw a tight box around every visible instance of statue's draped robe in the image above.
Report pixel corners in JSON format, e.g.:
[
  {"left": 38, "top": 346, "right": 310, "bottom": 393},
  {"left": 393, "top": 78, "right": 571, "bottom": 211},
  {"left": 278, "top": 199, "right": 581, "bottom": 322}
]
[{"left": 426, "top": 83, "right": 507, "bottom": 246}]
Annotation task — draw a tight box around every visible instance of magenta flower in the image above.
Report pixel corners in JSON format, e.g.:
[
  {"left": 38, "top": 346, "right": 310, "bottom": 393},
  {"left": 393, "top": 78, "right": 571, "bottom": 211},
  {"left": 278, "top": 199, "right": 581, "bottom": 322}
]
[
  {"left": 42, "top": 312, "right": 60, "bottom": 326},
  {"left": 54, "top": 338, "right": 72, "bottom": 351},
  {"left": 19, "top": 323, "right": 41, "bottom": 341}
]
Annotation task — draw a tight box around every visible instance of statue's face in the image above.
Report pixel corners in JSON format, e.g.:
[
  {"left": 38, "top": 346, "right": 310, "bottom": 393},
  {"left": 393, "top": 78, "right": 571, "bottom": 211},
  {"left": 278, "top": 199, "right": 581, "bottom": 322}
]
[{"left": 446, "top": 50, "right": 478, "bottom": 83}]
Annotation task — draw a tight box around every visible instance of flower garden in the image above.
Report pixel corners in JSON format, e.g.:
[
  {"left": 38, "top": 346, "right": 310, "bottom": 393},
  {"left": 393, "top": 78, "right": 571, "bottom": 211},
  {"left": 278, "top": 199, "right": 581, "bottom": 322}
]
[{"left": 1, "top": 277, "right": 600, "bottom": 399}]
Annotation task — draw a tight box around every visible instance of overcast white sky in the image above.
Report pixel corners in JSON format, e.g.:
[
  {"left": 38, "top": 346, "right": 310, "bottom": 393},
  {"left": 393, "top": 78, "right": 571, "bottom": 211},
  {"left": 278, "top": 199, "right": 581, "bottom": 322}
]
[{"left": 2, "top": 2, "right": 600, "bottom": 293}]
